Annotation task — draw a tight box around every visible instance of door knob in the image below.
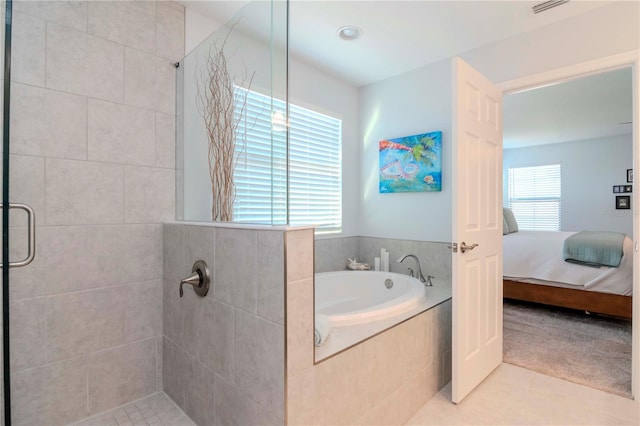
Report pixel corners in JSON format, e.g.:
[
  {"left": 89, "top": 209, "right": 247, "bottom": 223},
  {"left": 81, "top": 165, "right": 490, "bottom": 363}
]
[
  {"left": 179, "top": 260, "right": 210, "bottom": 298},
  {"left": 460, "top": 242, "right": 479, "bottom": 253}
]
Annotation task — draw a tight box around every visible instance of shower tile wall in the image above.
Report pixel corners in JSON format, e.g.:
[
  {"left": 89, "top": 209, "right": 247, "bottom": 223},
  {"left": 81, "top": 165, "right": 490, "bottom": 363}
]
[
  {"left": 4, "top": 1, "right": 184, "bottom": 425},
  {"left": 162, "top": 223, "right": 285, "bottom": 426},
  {"left": 315, "top": 236, "right": 452, "bottom": 283},
  {"left": 313, "top": 236, "right": 359, "bottom": 272}
]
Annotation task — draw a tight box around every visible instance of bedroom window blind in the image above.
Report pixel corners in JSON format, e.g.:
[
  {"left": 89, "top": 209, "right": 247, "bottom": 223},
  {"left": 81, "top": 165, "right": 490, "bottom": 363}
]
[
  {"left": 507, "top": 164, "right": 561, "bottom": 231},
  {"left": 233, "top": 86, "right": 343, "bottom": 232}
]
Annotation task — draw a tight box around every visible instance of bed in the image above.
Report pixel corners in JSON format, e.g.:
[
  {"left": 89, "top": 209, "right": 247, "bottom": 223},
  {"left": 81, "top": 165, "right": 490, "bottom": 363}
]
[{"left": 503, "top": 230, "right": 633, "bottom": 319}]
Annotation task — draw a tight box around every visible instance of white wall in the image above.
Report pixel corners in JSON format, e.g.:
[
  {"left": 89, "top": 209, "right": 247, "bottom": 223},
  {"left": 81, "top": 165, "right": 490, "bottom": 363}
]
[
  {"left": 358, "top": 60, "right": 453, "bottom": 242},
  {"left": 504, "top": 135, "right": 633, "bottom": 236},
  {"left": 185, "top": 8, "right": 223, "bottom": 55},
  {"left": 356, "top": 0, "right": 639, "bottom": 242}
]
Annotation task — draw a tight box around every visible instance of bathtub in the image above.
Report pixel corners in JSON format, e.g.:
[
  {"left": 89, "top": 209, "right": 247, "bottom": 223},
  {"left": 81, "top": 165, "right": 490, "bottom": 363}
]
[{"left": 315, "top": 271, "right": 426, "bottom": 327}]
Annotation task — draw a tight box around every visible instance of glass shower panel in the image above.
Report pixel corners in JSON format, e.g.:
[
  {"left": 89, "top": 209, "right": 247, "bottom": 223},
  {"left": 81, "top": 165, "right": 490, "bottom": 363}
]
[
  {"left": 269, "top": 0, "right": 289, "bottom": 226},
  {"left": 1, "top": 1, "right": 7, "bottom": 422},
  {"left": 177, "top": 0, "right": 289, "bottom": 225}
]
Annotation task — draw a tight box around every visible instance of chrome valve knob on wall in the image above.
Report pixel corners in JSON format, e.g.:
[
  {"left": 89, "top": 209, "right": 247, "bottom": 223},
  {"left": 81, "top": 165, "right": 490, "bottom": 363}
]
[{"left": 179, "top": 260, "right": 210, "bottom": 297}]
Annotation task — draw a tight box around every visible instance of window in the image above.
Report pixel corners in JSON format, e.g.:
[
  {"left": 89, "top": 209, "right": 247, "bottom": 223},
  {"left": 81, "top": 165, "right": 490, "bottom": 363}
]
[
  {"left": 233, "top": 87, "right": 342, "bottom": 232},
  {"left": 507, "top": 164, "right": 561, "bottom": 231}
]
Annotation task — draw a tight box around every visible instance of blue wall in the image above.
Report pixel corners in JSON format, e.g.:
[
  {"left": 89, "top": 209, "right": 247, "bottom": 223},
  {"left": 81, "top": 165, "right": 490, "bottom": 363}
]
[{"left": 503, "top": 135, "right": 633, "bottom": 236}]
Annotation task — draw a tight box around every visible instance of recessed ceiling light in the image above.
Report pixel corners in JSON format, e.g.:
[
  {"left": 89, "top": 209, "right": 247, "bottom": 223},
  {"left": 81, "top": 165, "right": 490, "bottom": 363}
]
[{"left": 337, "top": 26, "right": 360, "bottom": 41}]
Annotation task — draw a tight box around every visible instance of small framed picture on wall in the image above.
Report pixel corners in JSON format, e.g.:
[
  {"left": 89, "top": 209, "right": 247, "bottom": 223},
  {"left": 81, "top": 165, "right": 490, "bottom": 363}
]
[
  {"left": 616, "top": 195, "right": 631, "bottom": 210},
  {"left": 627, "top": 169, "right": 633, "bottom": 183},
  {"left": 613, "top": 185, "right": 631, "bottom": 193}
]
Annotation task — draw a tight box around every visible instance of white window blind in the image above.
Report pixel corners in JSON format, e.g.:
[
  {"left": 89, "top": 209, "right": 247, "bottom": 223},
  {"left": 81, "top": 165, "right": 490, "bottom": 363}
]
[
  {"left": 507, "top": 164, "right": 561, "bottom": 231},
  {"left": 233, "top": 87, "right": 342, "bottom": 231}
]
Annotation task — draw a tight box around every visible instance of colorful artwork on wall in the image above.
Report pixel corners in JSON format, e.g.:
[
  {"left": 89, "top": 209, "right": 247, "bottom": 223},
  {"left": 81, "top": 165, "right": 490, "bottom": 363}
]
[{"left": 379, "top": 131, "right": 442, "bottom": 193}]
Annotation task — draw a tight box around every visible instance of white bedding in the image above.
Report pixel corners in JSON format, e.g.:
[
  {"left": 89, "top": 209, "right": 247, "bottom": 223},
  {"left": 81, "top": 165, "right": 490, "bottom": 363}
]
[{"left": 503, "top": 231, "right": 633, "bottom": 296}]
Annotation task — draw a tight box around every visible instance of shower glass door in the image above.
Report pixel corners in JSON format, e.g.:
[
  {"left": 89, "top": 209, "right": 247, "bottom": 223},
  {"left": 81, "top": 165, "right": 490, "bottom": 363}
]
[
  {"left": 1, "top": 1, "right": 37, "bottom": 423},
  {"left": 2, "top": 0, "right": 10, "bottom": 423},
  {"left": 2, "top": 0, "right": 289, "bottom": 424}
]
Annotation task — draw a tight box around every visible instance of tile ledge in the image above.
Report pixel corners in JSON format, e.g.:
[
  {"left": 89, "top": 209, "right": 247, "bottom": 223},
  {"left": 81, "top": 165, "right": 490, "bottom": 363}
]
[{"left": 163, "top": 220, "right": 315, "bottom": 231}]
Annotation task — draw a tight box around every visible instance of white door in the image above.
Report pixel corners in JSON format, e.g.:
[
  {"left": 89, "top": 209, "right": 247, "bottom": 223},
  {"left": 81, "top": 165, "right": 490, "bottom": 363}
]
[{"left": 451, "top": 57, "right": 503, "bottom": 403}]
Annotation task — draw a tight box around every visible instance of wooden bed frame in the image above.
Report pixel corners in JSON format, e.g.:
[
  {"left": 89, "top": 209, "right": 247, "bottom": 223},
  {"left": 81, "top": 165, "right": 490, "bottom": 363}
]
[{"left": 503, "top": 279, "right": 632, "bottom": 320}]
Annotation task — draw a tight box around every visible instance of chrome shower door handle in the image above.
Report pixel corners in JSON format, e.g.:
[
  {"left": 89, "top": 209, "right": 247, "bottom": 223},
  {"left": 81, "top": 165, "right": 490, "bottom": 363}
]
[
  {"left": 0, "top": 203, "right": 36, "bottom": 268},
  {"left": 460, "top": 242, "right": 479, "bottom": 254}
]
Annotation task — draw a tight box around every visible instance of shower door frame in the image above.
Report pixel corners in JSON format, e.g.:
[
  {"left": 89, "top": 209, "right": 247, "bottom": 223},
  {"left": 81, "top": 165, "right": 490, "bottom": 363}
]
[{"left": 2, "top": 0, "right": 13, "bottom": 424}]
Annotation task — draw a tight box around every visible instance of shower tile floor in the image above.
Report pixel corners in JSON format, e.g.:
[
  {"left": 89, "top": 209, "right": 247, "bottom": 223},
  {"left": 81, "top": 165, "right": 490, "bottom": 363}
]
[{"left": 72, "top": 393, "right": 195, "bottom": 426}]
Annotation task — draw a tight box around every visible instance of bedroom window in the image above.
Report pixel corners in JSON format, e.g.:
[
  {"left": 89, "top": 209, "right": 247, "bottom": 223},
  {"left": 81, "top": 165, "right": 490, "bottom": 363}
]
[
  {"left": 233, "top": 86, "right": 343, "bottom": 232},
  {"left": 507, "top": 164, "right": 561, "bottom": 231}
]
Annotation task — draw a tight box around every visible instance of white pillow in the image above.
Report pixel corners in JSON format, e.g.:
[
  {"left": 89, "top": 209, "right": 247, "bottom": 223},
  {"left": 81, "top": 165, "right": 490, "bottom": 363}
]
[{"left": 503, "top": 207, "right": 518, "bottom": 233}]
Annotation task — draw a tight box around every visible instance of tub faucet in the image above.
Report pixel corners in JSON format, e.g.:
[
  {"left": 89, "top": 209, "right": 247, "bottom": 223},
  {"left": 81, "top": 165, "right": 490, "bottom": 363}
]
[{"left": 398, "top": 254, "right": 431, "bottom": 286}]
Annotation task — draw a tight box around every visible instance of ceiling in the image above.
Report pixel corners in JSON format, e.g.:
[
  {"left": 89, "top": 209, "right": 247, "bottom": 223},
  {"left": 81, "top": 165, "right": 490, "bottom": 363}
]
[
  {"left": 180, "top": 1, "right": 632, "bottom": 148},
  {"left": 504, "top": 68, "right": 633, "bottom": 149},
  {"left": 181, "top": 0, "right": 612, "bottom": 87}
]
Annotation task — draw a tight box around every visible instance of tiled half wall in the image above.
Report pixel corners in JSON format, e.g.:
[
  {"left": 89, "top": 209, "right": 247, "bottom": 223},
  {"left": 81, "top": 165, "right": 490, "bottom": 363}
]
[
  {"left": 163, "top": 224, "right": 452, "bottom": 425},
  {"left": 162, "top": 223, "right": 286, "bottom": 425},
  {"left": 287, "top": 230, "right": 453, "bottom": 425}
]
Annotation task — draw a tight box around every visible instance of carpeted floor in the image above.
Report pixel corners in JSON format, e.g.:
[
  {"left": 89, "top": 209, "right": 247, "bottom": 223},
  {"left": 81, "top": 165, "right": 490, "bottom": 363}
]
[{"left": 503, "top": 299, "right": 632, "bottom": 398}]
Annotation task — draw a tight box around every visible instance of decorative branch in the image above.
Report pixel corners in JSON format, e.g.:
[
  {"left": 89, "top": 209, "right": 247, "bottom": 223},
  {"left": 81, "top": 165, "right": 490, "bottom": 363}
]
[{"left": 196, "top": 26, "right": 255, "bottom": 222}]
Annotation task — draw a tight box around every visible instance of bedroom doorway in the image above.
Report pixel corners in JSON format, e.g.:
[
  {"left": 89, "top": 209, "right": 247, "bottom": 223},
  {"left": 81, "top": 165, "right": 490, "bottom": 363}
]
[{"left": 500, "top": 61, "right": 637, "bottom": 398}]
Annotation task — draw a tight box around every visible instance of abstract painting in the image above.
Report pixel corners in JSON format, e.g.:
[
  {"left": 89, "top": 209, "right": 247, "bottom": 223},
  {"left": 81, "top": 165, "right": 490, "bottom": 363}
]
[{"left": 379, "top": 131, "right": 442, "bottom": 193}]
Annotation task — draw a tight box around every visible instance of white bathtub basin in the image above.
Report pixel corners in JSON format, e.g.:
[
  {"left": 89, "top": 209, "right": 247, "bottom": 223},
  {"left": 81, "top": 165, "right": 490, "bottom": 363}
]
[{"left": 315, "top": 271, "right": 426, "bottom": 326}]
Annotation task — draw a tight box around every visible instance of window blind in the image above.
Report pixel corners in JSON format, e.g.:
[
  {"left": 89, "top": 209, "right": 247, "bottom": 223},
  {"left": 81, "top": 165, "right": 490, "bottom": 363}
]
[
  {"left": 507, "top": 164, "right": 561, "bottom": 231},
  {"left": 233, "top": 87, "right": 342, "bottom": 231}
]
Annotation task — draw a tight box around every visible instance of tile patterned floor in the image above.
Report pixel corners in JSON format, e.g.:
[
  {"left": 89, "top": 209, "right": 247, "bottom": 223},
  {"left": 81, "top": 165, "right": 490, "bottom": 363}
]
[
  {"left": 407, "top": 363, "right": 640, "bottom": 426},
  {"left": 73, "top": 393, "right": 195, "bottom": 426},
  {"left": 71, "top": 364, "right": 639, "bottom": 426}
]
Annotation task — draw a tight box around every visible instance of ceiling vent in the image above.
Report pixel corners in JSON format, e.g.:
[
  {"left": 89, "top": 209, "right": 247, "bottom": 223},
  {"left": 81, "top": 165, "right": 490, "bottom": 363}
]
[{"left": 532, "top": 0, "right": 570, "bottom": 14}]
